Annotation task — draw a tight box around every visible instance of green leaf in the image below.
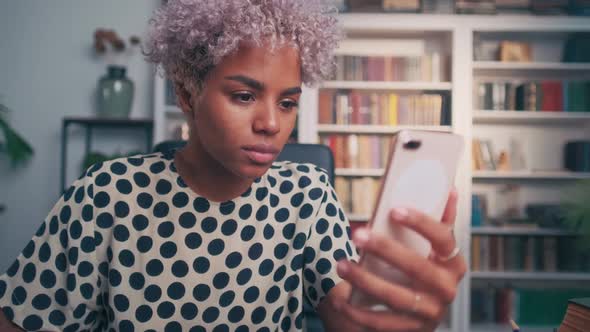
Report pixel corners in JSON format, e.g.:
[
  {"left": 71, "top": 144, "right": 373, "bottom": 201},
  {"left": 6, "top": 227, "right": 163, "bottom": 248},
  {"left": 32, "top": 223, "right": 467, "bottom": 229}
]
[{"left": 0, "top": 105, "right": 34, "bottom": 167}]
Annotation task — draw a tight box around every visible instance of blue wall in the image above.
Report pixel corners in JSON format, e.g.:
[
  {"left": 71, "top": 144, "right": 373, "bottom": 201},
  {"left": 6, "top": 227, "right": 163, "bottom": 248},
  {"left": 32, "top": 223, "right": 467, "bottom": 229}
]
[{"left": 0, "top": 0, "right": 160, "bottom": 270}]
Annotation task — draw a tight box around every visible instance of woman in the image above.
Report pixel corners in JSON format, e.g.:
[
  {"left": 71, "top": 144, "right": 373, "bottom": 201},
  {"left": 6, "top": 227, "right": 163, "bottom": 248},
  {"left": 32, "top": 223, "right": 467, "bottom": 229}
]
[{"left": 0, "top": 1, "right": 465, "bottom": 331}]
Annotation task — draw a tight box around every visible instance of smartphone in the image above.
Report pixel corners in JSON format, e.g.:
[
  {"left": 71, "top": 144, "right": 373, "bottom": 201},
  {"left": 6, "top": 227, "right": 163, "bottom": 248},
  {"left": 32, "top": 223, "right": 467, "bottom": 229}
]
[{"left": 349, "top": 130, "right": 464, "bottom": 311}]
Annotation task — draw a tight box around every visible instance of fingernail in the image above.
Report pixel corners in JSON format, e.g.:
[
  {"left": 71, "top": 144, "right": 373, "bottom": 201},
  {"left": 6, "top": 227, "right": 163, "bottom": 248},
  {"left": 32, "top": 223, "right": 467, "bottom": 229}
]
[
  {"left": 337, "top": 260, "right": 349, "bottom": 276},
  {"left": 391, "top": 208, "right": 409, "bottom": 222},
  {"left": 353, "top": 228, "right": 370, "bottom": 247}
]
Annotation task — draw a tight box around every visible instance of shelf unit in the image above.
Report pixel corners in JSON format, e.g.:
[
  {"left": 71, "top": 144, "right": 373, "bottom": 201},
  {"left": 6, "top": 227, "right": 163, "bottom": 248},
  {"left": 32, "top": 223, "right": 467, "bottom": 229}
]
[
  {"left": 469, "top": 16, "right": 590, "bottom": 332},
  {"left": 152, "top": 13, "right": 590, "bottom": 332}
]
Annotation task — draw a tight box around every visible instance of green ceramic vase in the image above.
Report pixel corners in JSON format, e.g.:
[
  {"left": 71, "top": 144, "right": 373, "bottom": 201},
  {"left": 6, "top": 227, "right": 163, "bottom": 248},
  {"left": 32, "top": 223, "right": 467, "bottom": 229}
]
[{"left": 97, "top": 65, "right": 134, "bottom": 118}]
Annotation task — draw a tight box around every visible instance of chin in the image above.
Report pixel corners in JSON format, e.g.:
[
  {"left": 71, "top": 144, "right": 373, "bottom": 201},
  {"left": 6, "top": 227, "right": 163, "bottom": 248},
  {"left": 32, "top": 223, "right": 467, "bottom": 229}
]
[{"left": 237, "top": 162, "right": 274, "bottom": 179}]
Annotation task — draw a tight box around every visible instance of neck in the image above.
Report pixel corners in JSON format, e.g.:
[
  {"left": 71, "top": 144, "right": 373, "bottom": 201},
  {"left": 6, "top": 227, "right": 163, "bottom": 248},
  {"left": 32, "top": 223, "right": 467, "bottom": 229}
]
[{"left": 174, "top": 138, "right": 253, "bottom": 203}]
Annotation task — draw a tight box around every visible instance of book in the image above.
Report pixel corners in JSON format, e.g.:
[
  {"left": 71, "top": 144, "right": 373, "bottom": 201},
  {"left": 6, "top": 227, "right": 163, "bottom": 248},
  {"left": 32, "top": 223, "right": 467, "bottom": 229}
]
[
  {"left": 334, "top": 54, "right": 447, "bottom": 82},
  {"left": 565, "top": 81, "right": 590, "bottom": 112},
  {"left": 541, "top": 81, "right": 563, "bottom": 112},
  {"left": 559, "top": 298, "right": 590, "bottom": 332}
]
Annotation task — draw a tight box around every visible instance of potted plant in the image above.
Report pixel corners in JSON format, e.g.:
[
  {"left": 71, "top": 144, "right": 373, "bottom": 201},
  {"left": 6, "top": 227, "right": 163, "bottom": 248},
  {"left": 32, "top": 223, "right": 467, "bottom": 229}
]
[
  {"left": 0, "top": 100, "right": 34, "bottom": 213},
  {"left": 562, "top": 180, "right": 590, "bottom": 245}
]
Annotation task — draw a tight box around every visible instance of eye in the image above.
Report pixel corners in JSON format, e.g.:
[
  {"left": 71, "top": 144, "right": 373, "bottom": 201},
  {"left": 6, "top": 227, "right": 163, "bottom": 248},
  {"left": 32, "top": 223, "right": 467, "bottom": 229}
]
[
  {"left": 232, "top": 92, "right": 255, "bottom": 104},
  {"left": 279, "top": 99, "right": 299, "bottom": 111}
]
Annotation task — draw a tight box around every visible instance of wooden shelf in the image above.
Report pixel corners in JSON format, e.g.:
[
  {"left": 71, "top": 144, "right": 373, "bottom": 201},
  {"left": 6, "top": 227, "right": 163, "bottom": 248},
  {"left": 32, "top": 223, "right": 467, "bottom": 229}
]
[
  {"left": 473, "top": 110, "right": 590, "bottom": 125},
  {"left": 473, "top": 61, "right": 590, "bottom": 71},
  {"left": 471, "top": 271, "right": 590, "bottom": 281},
  {"left": 336, "top": 168, "right": 385, "bottom": 177},
  {"left": 472, "top": 170, "right": 590, "bottom": 180},
  {"left": 471, "top": 226, "right": 578, "bottom": 236},
  {"left": 317, "top": 124, "right": 452, "bottom": 134},
  {"left": 320, "top": 80, "right": 452, "bottom": 91}
]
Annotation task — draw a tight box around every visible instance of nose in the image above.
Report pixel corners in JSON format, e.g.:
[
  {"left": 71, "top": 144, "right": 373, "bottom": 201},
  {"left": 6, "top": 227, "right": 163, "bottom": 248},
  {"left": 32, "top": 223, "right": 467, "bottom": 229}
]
[{"left": 252, "top": 102, "right": 280, "bottom": 136}]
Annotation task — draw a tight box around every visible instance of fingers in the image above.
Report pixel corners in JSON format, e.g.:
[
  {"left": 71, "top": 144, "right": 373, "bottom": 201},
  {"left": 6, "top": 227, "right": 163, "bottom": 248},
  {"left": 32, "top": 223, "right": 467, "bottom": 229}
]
[
  {"left": 335, "top": 300, "right": 424, "bottom": 332},
  {"left": 352, "top": 229, "right": 458, "bottom": 304},
  {"left": 389, "top": 207, "right": 467, "bottom": 278},
  {"left": 441, "top": 187, "right": 458, "bottom": 227},
  {"left": 336, "top": 260, "right": 446, "bottom": 322},
  {"left": 389, "top": 207, "right": 456, "bottom": 265}
]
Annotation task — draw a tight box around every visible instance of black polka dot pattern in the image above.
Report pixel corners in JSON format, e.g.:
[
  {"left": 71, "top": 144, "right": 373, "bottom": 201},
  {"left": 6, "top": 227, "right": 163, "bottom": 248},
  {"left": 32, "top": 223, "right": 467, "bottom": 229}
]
[{"left": 0, "top": 152, "right": 358, "bottom": 331}]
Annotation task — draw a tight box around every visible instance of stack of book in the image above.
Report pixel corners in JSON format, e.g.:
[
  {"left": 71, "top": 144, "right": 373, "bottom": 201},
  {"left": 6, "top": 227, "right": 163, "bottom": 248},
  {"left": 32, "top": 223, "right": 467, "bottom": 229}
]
[
  {"left": 559, "top": 298, "right": 590, "bottom": 332},
  {"left": 333, "top": 53, "right": 447, "bottom": 82},
  {"left": 477, "top": 80, "right": 590, "bottom": 112},
  {"left": 335, "top": 177, "right": 381, "bottom": 217},
  {"left": 471, "top": 235, "right": 555, "bottom": 272},
  {"left": 318, "top": 90, "right": 449, "bottom": 126},
  {"left": 320, "top": 134, "right": 393, "bottom": 169}
]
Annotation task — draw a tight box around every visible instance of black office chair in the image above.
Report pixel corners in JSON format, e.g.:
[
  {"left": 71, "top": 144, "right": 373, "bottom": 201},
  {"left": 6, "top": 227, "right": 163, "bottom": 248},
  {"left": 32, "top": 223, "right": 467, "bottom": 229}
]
[
  {"left": 153, "top": 141, "right": 335, "bottom": 185},
  {"left": 153, "top": 140, "right": 333, "bottom": 331}
]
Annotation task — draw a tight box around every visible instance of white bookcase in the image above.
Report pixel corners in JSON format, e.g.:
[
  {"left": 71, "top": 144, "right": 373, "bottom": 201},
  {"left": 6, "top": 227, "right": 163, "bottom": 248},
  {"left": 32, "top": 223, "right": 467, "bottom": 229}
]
[{"left": 153, "top": 13, "right": 590, "bottom": 332}]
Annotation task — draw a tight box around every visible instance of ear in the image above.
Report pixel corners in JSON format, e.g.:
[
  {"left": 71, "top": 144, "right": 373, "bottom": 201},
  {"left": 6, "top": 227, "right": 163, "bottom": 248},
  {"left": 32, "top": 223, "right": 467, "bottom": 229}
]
[{"left": 174, "top": 81, "right": 193, "bottom": 114}]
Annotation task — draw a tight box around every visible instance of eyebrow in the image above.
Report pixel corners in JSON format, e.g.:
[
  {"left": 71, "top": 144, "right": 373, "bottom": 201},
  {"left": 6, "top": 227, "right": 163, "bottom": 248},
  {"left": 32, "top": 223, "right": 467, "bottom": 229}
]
[{"left": 224, "top": 75, "right": 302, "bottom": 96}]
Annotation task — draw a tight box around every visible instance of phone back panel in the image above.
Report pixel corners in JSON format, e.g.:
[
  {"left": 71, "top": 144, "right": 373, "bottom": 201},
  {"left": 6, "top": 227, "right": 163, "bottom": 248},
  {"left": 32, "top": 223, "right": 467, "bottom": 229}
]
[{"left": 349, "top": 130, "right": 464, "bottom": 309}]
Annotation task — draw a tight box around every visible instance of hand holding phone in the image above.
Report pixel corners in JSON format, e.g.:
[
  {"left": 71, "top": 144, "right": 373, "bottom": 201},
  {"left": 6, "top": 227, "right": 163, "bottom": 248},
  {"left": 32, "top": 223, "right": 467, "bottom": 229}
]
[{"left": 348, "top": 130, "right": 464, "bottom": 311}]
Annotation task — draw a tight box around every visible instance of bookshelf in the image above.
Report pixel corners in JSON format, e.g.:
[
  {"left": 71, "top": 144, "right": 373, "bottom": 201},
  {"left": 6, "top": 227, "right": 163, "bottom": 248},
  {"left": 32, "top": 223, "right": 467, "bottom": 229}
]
[
  {"left": 470, "top": 17, "right": 590, "bottom": 332},
  {"left": 152, "top": 12, "right": 590, "bottom": 332}
]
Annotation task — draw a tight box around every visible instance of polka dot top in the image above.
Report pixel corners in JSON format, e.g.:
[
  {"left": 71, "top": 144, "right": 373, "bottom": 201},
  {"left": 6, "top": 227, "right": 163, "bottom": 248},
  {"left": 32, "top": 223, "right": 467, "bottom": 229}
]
[{"left": 0, "top": 151, "right": 358, "bottom": 331}]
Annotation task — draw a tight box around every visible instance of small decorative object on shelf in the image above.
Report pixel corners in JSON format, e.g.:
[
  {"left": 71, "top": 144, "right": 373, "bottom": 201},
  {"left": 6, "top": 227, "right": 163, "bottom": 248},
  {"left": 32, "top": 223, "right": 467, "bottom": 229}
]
[
  {"left": 97, "top": 65, "right": 135, "bottom": 118},
  {"left": 499, "top": 41, "right": 532, "bottom": 62},
  {"left": 93, "top": 29, "right": 142, "bottom": 118}
]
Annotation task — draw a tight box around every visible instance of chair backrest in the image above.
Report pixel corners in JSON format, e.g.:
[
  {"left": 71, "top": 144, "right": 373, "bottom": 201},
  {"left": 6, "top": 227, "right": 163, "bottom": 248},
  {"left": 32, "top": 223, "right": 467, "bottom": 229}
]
[{"left": 153, "top": 141, "right": 335, "bottom": 185}]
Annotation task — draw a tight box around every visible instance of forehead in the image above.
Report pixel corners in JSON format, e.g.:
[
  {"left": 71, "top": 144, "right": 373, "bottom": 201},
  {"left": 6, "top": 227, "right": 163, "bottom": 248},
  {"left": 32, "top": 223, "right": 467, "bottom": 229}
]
[{"left": 211, "top": 42, "right": 302, "bottom": 84}]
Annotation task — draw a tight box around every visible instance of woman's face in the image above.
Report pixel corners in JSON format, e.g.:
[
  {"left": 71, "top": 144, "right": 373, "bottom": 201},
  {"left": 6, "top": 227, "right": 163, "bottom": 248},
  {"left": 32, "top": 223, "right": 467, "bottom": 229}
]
[{"left": 184, "top": 42, "right": 302, "bottom": 179}]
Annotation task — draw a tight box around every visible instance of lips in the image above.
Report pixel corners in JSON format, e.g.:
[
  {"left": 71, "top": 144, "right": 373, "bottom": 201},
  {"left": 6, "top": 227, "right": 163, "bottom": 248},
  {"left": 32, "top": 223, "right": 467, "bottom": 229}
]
[{"left": 242, "top": 144, "right": 280, "bottom": 164}]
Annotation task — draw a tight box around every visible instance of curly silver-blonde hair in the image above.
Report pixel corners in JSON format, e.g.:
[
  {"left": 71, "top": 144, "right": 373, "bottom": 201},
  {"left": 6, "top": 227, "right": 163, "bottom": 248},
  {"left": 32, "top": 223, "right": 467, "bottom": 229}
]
[{"left": 145, "top": 0, "right": 341, "bottom": 90}]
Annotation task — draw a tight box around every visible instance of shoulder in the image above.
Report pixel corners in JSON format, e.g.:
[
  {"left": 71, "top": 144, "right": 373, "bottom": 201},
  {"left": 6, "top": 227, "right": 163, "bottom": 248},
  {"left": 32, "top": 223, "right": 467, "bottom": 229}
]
[
  {"left": 267, "top": 160, "right": 331, "bottom": 189},
  {"left": 82, "top": 152, "right": 172, "bottom": 179}
]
